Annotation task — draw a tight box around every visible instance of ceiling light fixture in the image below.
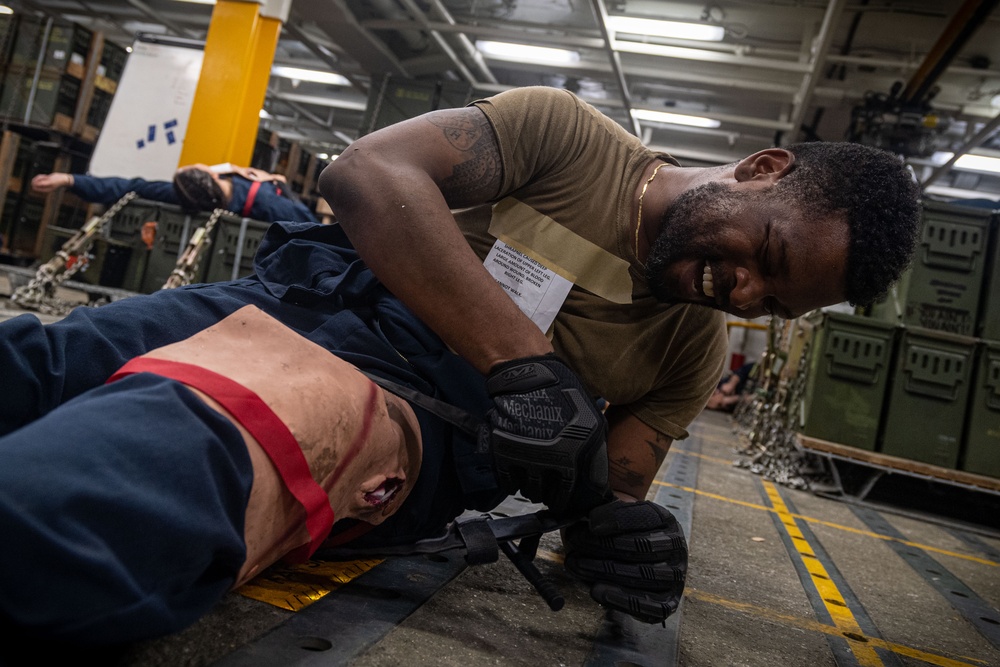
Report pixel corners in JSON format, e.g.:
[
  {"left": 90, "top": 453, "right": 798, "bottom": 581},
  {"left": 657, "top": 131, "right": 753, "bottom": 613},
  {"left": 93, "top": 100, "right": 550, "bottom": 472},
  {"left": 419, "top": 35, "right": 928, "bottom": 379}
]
[
  {"left": 172, "top": 0, "right": 215, "bottom": 5},
  {"left": 475, "top": 40, "right": 580, "bottom": 65},
  {"left": 954, "top": 153, "right": 1000, "bottom": 174},
  {"left": 631, "top": 108, "right": 721, "bottom": 129},
  {"left": 606, "top": 16, "right": 725, "bottom": 42},
  {"left": 270, "top": 65, "right": 350, "bottom": 87},
  {"left": 0, "top": 6, "right": 13, "bottom": 14}
]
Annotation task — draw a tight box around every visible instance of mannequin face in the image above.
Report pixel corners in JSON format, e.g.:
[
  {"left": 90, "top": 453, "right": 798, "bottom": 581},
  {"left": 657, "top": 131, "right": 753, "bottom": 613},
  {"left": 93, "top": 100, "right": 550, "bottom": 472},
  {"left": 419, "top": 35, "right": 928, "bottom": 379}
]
[{"left": 335, "top": 393, "right": 423, "bottom": 525}]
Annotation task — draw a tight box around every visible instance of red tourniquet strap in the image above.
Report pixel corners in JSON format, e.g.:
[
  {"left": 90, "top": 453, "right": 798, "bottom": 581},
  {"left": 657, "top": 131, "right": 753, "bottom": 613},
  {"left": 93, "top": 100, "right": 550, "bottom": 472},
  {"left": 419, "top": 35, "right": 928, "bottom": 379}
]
[
  {"left": 242, "top": 180, "right": 261, "bottom": 217},
  {"left": 108, "top": 357, "right": 335, "bottom": 560}
]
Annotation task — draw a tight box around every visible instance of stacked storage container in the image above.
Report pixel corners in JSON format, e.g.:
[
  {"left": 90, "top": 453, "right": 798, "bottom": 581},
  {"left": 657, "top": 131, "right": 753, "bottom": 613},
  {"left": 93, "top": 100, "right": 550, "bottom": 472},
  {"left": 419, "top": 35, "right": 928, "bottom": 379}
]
[
  {"left": 0, "top": 16, "right": 93, "bottom": 131},
  {"left": 798, "top": 311, "right": 897, "bottom": 451},
  {"left": 797, "top": 199, "right": 1000, "bottom": 480}
]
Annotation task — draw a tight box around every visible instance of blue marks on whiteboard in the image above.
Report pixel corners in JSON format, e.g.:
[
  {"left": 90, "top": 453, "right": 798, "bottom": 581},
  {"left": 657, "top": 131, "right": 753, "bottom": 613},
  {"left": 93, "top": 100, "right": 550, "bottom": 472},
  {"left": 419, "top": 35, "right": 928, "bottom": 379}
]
[
  {"left": 136, "top": 119, "right": 180, "bottom": 149},
  {"left": 164, "top": 119, "right": 178, "bottom": 144}
]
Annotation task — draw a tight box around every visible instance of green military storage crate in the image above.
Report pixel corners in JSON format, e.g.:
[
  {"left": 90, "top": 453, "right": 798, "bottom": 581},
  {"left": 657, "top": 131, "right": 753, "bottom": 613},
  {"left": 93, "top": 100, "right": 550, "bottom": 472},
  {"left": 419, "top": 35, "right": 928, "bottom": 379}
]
[
  {"left": 0, "top": 14, "right": 18, "bottom": 68},
  {"left": 0, "top": 71, "right": 80, "bottom": 129},
  {"left": 797, "top": 311, "right": 897, "bottom": 450},
  {"left": 137, "top": 204, "right": 212, "bottom": 293},
  {"left": 361, "top": 78, "right": 436, "bottom": 135},
  {"left": 40, "top": 224, "right": 133, "bottom": 288},
  {"left": 0, "top": 193, "right": 44, "bottom": 256},
  {"left": 880, "top": 327, "right": 977, "bottom": 469},
  {"left": 979, "top": 212, "right": 1000, "bottom": 340},
  {"left": 869, "top": 200, "right": 990, "bottom": 336},
  {"left": 961, "top": 342, "right": 1000, "bottom": 478},
  {"left": 106, "top": 198, "right": 164, "bottom": 292},
  {"left": 203, "top": 215, "right": 269, "bottom": 283},
  {"left": 8, "top": 17, "right": 91, "bottom": 78}
]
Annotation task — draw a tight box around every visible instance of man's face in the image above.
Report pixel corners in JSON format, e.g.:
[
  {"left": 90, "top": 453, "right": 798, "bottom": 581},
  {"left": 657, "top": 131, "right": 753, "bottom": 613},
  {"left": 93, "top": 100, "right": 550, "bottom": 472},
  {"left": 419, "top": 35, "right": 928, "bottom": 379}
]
[{"left": 645, "top": 181, "right": 849, "bottom": 319}]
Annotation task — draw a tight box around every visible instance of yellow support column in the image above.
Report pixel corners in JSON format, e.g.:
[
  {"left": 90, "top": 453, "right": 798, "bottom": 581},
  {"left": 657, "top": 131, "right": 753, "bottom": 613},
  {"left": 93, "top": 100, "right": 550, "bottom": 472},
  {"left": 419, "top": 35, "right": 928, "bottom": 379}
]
[{"left": 179, "top": 0, "right": 286, "bottom": 168}]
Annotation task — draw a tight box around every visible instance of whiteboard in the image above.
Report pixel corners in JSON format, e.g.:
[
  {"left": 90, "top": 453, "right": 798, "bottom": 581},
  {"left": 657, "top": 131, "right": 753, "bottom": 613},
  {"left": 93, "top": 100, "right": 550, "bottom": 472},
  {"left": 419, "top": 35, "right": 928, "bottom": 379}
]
[{"left": 89, "top": 35, "right": 205, "bottom": 181}]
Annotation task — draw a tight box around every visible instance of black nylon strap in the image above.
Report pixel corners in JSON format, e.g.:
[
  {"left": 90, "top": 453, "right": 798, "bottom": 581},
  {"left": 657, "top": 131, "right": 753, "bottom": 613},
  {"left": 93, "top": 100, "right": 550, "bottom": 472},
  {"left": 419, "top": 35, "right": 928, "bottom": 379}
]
[
  {"left": 456, "top": 519, "right": 500, "bottom": 565},
  {"left": 361, "top": 372, "right": 483, "bottom": 438}
]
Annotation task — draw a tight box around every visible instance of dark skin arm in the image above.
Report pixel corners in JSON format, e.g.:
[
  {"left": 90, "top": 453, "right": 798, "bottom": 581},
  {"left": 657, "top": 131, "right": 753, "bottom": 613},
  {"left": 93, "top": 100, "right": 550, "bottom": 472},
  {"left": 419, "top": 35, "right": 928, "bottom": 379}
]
[
  {"left": 319, "top": 106, "right": 667, "bottom": 501},
  {"left": 319, "top": 107, "right": 552, "bottom": 373},
  {"left": 606, "top": 407, "right": 673, "bottom": 501}
]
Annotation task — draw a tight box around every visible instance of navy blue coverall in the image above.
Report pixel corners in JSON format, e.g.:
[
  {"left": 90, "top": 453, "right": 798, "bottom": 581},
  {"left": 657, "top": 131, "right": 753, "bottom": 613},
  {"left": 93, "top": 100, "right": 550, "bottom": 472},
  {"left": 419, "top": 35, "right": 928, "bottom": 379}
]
[
  {"left": 69, "top": 174, "right": 319, "bottom": 223},
  {"left": 0, "top": 221, "right": 499, "bottom": 646}
]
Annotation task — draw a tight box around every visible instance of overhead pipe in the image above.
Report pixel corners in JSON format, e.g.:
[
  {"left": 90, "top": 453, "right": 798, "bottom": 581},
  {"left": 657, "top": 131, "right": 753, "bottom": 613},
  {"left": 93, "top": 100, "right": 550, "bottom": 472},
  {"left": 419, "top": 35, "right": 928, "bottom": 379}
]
[{"left": 900, "top": 0, "right": 1000, "bottom": 107}]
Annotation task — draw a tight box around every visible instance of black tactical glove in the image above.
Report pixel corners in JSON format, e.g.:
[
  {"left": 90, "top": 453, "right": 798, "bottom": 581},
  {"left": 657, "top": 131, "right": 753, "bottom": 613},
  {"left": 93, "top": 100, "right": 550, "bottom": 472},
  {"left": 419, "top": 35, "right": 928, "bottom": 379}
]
[
  {"left": 485, "top": 354, "right": 613, "bottom": 517},
  {"left": 563, "top": 499, "right": 687, "bottom": 624}
]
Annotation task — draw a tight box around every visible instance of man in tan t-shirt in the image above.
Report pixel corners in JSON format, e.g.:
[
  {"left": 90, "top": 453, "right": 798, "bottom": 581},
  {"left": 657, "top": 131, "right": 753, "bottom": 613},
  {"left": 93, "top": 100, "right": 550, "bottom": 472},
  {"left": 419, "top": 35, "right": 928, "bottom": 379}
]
[
  {"left": 320, "top": 85, "right": 920, "bottom": 623},
  {"left": 0, "top": 86, "right": 920, "bottom": 643}
]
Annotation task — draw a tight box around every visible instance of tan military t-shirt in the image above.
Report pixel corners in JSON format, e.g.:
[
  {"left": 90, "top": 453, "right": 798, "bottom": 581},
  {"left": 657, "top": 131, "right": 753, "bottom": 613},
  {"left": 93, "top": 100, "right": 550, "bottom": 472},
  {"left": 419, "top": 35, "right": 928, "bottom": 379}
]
[{"left": 455, "top": 86, "right": 728, "bottom": 441}]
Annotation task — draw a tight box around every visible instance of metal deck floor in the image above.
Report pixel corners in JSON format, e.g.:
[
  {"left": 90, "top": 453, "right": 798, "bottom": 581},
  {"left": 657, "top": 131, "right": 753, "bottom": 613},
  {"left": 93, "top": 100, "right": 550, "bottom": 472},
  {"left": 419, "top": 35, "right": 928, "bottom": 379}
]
[{"left": 2, "top": 293, "right": 1000, "bottom": 667}]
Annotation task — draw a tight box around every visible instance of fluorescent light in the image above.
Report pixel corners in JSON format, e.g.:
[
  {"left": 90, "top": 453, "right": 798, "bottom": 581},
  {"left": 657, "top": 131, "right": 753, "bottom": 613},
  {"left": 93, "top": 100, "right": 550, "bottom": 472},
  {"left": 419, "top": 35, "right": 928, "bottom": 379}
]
[
  {"left": 0, "top": 6, "right": 13, "bottom": 14},
  {"left": 607, "top": 16, "right": 724, "bottom": 42},
  {"left": 172, "top": 0, "right": 215, "bottom": 4},
  {"left": 954, "top": 153, "right": 1000, "bottom": 174},
  {"left": 931, "top": 151, "right": 955, "bottom": 165},
  {"left": 270, "top": 65, "right": 350, "bottom": 87},
  {"left": 475, "top": 40, "right": 580, "bottom": 65},
  {"left": 631, "top": 108, "right": 721, "bottom": 128}
]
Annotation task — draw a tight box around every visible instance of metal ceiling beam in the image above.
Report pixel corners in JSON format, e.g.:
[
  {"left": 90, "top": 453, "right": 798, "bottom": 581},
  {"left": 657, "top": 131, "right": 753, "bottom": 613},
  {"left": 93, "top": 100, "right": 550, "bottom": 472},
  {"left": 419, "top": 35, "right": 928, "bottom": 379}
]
[
  {"left": 782, "top": 0, "right": 848, "bottom": 145},
  {"left": 361, "top": 18, "right": 607, "bottom": 50},
  {"left": 364, "top": 16, "right": 812, "bottom": 73},
  {"left": 395, "top": 0, "right": 481, "bottom": 86},
  {"left": 589, "top": 0, "right": 640, "bottom": 136},
  {"left": 422, "top": 0, "right": 497, "bottom": 84},
  {"left": 293, "top": 0, "right": 411, "bottom": 79},
  {"left": 282, "top": 20, "right": 369, "bottom": 96},
  {"left": 124, "top": 0, "right": 200, "bottom": 39}
]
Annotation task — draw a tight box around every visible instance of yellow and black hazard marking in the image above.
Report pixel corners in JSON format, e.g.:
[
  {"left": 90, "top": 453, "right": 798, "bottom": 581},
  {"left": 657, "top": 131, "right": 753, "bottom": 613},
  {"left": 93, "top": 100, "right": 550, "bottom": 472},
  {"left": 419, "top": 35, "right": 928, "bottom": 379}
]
[
  {"left": 238, "top": 558, "right": 383, "bottom": 611},
  {"left": 686, "top": 588, "right": 989, "bottom": 667},
  {"left": 760, "top": 479, "right": 891, "bottom": 666}
]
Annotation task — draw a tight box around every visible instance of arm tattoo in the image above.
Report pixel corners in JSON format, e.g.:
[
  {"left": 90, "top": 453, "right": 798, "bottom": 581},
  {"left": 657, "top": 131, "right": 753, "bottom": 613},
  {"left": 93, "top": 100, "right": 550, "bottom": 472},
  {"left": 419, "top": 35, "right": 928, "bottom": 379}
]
[
  {"left": 610, "top": 455, "right": 646, "bottom": 491},
  {"left": 427, "top": 109, "right": 501, "bottom": 203},
  {"left": 609, "top": 433, "right": 670, "bottom": 495}
]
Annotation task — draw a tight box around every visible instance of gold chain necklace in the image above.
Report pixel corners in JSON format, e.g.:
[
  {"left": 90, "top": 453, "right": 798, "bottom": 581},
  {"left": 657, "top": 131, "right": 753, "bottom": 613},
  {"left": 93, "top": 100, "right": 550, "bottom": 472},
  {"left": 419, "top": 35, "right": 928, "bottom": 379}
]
[{"left": 635, "top": 162, "right": 667, "bottom": 264}]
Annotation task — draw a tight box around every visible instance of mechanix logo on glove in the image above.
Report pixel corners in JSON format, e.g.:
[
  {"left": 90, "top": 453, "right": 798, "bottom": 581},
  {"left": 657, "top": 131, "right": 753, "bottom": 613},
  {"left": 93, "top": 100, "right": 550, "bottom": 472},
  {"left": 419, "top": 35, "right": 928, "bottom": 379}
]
[
  {"left": 485, "top": 354, "right": 613, "bottom": 517},
  {"left": 492, "top": 390, "right": 566, "bottom": 440}
]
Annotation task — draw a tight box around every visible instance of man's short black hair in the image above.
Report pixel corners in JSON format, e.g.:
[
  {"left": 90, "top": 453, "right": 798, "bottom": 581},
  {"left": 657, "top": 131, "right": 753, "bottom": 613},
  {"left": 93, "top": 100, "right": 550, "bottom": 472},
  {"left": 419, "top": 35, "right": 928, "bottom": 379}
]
[
  {"left": 173, "top": 168, "right": 226, "bottom": 213},
  {"left": 779, "top": 142, "right": 920, "bottom": 307}
]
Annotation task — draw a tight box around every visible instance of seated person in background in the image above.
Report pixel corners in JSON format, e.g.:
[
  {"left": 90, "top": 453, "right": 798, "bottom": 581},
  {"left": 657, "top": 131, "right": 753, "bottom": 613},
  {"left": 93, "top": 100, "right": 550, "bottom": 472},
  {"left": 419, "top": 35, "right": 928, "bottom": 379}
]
[
  {"left": 30, "top": 163, "right": 318, "bottom": 223},
  {"left": 706, "top": 361, "right": 757, "bottom": 412}
]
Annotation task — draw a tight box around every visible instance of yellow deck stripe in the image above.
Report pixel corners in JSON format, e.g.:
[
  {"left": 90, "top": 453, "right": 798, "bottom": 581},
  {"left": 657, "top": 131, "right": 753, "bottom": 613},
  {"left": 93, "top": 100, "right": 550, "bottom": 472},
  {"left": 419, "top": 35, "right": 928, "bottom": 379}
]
[
  {"left": 652, "top": 481, "right": 998, "bottom": 568},
  {"left": 686, "top": 587, "right": 987, "bottom": 667},
  {"left": 762, "top": 480, "right": 884, "bottom": 666},
  {"left": 238, "top": 559, "right": 382, "bottom": 611}
]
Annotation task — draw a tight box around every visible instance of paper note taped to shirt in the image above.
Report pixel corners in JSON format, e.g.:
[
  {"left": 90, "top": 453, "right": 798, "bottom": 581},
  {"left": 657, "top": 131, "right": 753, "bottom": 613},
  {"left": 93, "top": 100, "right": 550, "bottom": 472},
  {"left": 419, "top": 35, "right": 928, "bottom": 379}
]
[{"left": 484, "top": 239, "right": 573, "bottom": 333}]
